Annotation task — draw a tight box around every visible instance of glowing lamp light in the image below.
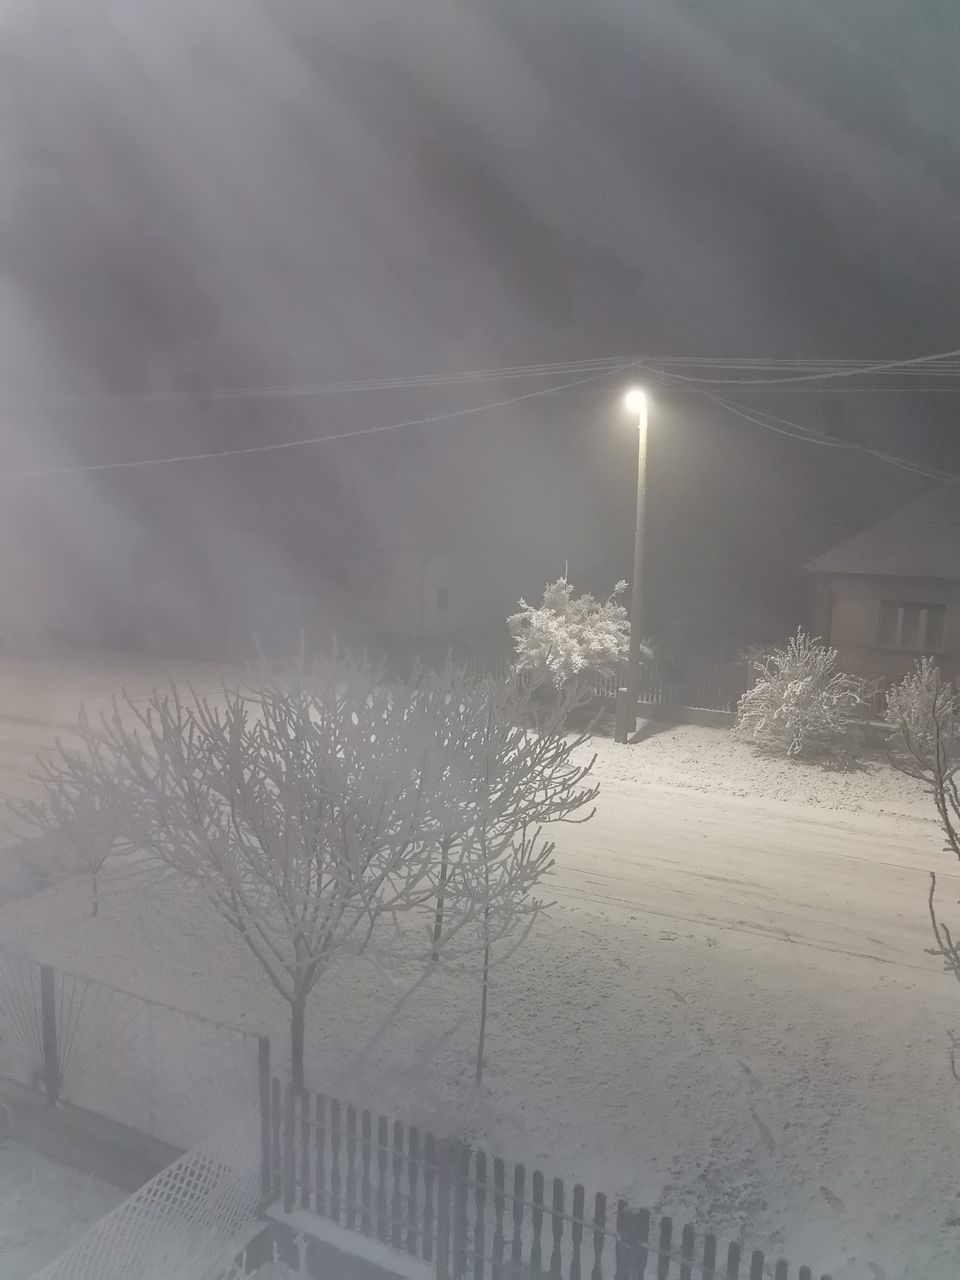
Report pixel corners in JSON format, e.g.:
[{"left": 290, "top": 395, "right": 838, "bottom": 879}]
[{"left": 623, "top": 387, "right": 648, "bottom": 424}]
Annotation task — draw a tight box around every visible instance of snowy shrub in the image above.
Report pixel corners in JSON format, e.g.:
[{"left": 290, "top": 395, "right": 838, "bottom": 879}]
[
  {"left": 885, "top": 658, "right": 960, "bottom": 779},
  {"left": 508, "top": 577, "right": 631, "bottom": 710},
  {"left": 734, "top": 629, "right": 865, "bottom": 760}
]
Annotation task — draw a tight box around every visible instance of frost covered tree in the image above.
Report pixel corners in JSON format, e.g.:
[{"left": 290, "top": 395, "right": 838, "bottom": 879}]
[
  {"left": 33, "top": 658, "right": 443, "bottom": 1090},
  {"left": 415, "top": 661, "right": 599, "bottom": 1083},
  {"left": 13, "top": 729, "right": 122, "bottom": 917},
  {"left": 885, "top": 660, "right": 960, "bottom": 1060},
  {"left": 734, "top": 629, "right": 865, "bottom": 760},
  {"left": 508, "top": 577, "right": 631, "bottom": 717}
]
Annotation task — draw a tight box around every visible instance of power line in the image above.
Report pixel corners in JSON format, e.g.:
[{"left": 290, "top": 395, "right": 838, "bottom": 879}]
[
  {"left": 703, "top": 391, "right": 960, "bottom": 485},
  {"left": 1, "top": 357, "right": 634, "bottom": 408},
  {"left": 9, "top": 348, "right": 960, "bottom": 410},
  {"left": 12, "top": 365, "right": 631, "bottom": 479},
  {"left": 639, "top": 345, "right": 960, "bottom": 386}
]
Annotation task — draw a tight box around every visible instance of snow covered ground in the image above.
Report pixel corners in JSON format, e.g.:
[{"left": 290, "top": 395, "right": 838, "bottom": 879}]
[
  {"left": 0, "top": 657, "right": 958, "bottom": 1279},
  {"left": 0, "top": 1144, "right": 122, "bottom": 1279}
]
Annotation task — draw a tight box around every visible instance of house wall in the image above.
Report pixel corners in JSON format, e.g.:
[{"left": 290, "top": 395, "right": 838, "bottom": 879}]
[
  {"left": 822, "top": 573, "right": 960, "bottom": 679},
  {"left": 367, "top": 552, "right": 481, "bottom": 638},
  {"left": 365, "top": 550, "right": 538, "bottom": 641}
]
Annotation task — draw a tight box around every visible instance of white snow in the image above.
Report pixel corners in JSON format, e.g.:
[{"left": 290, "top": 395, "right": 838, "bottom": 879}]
[
  {"left": 0, "top": 1144, "right": 122, "bottom": 1279},
  {"left": 1, "top": 659, "right": 959, "bottom": 1279}
]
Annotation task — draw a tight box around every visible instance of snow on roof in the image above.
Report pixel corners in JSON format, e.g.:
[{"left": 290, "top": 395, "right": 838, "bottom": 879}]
[{"left": 806, "top": 484, "right": 960, "bottom": 579}]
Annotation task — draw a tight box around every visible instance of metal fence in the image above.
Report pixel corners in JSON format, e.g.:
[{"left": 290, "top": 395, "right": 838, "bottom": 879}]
[
  {"left": 0, "top": 947, "right": 262, "bottom": 1151},
  {"left": 265, "top": 1078, "right": 835, "bottom": 1280},
  {"left": 29, "top": 1121, "right": 262, "bottom": 1280}
]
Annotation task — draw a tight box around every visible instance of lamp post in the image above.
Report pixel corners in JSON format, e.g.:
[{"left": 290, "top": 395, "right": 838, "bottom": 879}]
[{"left": 616, "top": 387, "right": 649, "bottom": 743}]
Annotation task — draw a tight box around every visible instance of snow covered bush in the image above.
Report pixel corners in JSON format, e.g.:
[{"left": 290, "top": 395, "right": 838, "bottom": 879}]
[
  {"left": 734, "top": 629, "right": 865, "bottom": 760},
  {"left": 508, "top": 577, "right": 630, "bottom": 712},
  {"left": 885, "top": 657, "right": 960, "bottom": 780}
]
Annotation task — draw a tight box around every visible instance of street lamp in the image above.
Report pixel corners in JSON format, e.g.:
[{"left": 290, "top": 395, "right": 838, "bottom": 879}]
[{"left": 616, "top": 386, "right": 650, "bottom": 742}]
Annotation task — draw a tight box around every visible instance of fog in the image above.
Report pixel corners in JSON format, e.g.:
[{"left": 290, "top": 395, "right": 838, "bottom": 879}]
[{"left": 0, "top": 0, "right": 958, "bottom": 651}]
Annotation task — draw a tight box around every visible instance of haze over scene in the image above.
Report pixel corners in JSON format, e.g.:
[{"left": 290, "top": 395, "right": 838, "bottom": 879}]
[{"left": 0, "top": 0, "right": 957, "bottom": 654}]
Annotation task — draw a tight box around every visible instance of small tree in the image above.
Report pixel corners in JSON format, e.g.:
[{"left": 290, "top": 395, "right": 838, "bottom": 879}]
[
  {"left": 417, "top": 662, "right": 599, "bottom": 1083},
  {"left": 508, "top": 577, "right": 630, "bottom": 714},
  {"left": 13, "top": 727, "right": 121, "bottom": 917},
  {"left": 735, "top": 629, "right": 865, "bottom": 760},
  {"left": 885, "top": 661, "right": 960, "bottom": 1074},
  {"left": 34, "top": 658, "right": 442, "bottom": 1091}
]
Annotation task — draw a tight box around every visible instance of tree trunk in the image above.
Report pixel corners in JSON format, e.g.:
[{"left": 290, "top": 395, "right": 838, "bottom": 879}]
[
  {"left": 475, "top": 941, "right": 491, "bottom": 1085},
  {"left": 291, "top": 991, "right": 307, "bottom": 1093},
  {"left": 432, "top": 838, "right": 452, "bottom": 961},
  {"left": 91, "top": 870, "right": 99, "bottom": 918}
]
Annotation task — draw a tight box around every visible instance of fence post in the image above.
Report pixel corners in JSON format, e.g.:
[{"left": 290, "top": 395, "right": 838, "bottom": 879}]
[
  {"left": 39, "top": 964, "right": 59, "bottom": 1107},
  {"left": 258, "top": 1037, "right": 271, "bottom": 1205},
  {"left": 283, "top": 1081, "right": 296, "bottom": 1215},
  {"left": 615, "top": 688, "right": 631, "bottom": 743},
  {"left": 436, "top": 1140, "right": 453, "bottom": 1280}
]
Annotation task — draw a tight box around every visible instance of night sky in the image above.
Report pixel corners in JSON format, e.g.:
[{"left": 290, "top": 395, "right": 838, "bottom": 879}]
[{"left": 1, "top": 0, "right": 959, "bottom": 653}]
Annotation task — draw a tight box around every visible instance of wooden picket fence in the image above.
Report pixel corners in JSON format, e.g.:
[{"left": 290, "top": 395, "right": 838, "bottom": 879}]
[
  {"left": 263, "top": 1077, "right": 833, "bottom": 1280},
  {"left": 633, "top": 659, "right": 753, "bottom": 714}
]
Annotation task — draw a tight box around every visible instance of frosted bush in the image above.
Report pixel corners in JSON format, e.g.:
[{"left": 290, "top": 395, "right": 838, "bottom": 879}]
[
  {"left": 735, "top": 629, "right": 865, "bottom": 760},
  {"left": 885, "top": 657, "right": 960, "bottom": 778},
  {"left": 508, "top": 577, "right": 630, "bottom": 701}
]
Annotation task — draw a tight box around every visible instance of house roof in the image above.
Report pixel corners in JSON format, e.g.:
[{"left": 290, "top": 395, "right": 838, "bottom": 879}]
[{"left": 806, "top": 484, "right": 960, "bottom": 579}]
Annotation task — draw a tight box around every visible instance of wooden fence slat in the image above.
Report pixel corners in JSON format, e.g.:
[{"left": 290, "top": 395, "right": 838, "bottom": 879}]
[
  {"left": 437, "top": 1142, "right": 452, "bottom": 1280},
  {"left": 726, "top": 1242, "right": 741, "bottom": 1279},
  {"left": 474, "top": 1151, "right": 488, "bottom": 1280},
  {"left": 773, "top": 1264, "right": 788, "bottom": 1280},
  {"left": 453, "top": 1143, "right": 471, "bottom": 1280},
  {"left": 614, "top": 1202, "right": 628, "bottom": 1280},
  {"left": 270, "top": 1078, "right": 281, "bottom": 1201},
  {"left": 570, "top": 1185, "right": 585, "bottom": 1280},
  {"left": 749, "top": 1251, "right": 764, "bottom": 1280},
  {"left": 282, "top": 1082, "right": 295, "bottom": 1215},
  {"left": 590, "top": 1193, "right": 606, "bottom": 1280},
  {"left": 258, "top": 1038, "right": 271, "bottom": 1205},
  {"left": 702, "top": 1236, "right": 717, "bottom": 1279},
  {"left": 493, "top": 1158, "right": 507, "bottom": 1280},
  {"left": 423, "top": 1133, "right": 437, "bottom": 1263},
  {"left": 330, "top": 1099, "right": 342, "bottom": 1224},
  {"left": 656, "top": 1217, "right": 672, "bottom": 1280},
  {"left": 392, "top": 1121, "right": 405, "bottom": 1251},
  {"left": 346, "top": 1106, "right": 358, "bottom": 1230},
  {"left": 361, "top": 1110, "right": 373, "bottom": 1235},
  {"left": 679, "top": 1225, "right": 695, "bottom": 1280},
  {"left": 636, "top": 1208, "right": 650, "bottom": 1280},
  {"left": 377, "top": 1116, "right": 389, "bottom": 1242},
  {"left": 532, "top": 1171, "right": 545, "bottom": 1276},
  {"left": 315, "top": 1094, "right": 326, "bottom": 1216},
  {"left": 300, "top": 1089, "right": 311, "bottom": 1211},
  {"left": 512, "top": 1164, "right": 525, "bottom": 1279},
  {"left": 550, "top": 1179, "right": 564, "bottom": 1280},
  {"left": 407, "top": 1127, "right": 420, "bottom": 1256}
]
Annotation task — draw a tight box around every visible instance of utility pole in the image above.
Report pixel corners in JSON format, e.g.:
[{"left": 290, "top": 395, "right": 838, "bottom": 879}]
[{"left": 616, "top": 388, "right": 649, "bottom": 743}]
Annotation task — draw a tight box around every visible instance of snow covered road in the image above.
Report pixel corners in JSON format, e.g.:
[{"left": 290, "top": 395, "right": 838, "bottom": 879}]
[{"left": 552, "top": 781, "right": 950, "bottom": 972}]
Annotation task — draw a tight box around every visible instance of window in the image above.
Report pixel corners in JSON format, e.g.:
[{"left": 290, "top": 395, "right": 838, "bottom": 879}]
[
  {"left": 878, "top": 601, "right": 945, "bottom": 652},
  {"left": 436, "top": 585, "right": 449, "bottom": 611}
]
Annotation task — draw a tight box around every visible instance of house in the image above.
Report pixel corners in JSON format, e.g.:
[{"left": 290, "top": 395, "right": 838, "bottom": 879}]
[{"left": 806, "top": 484, "right": 960, "bottom": 679}]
